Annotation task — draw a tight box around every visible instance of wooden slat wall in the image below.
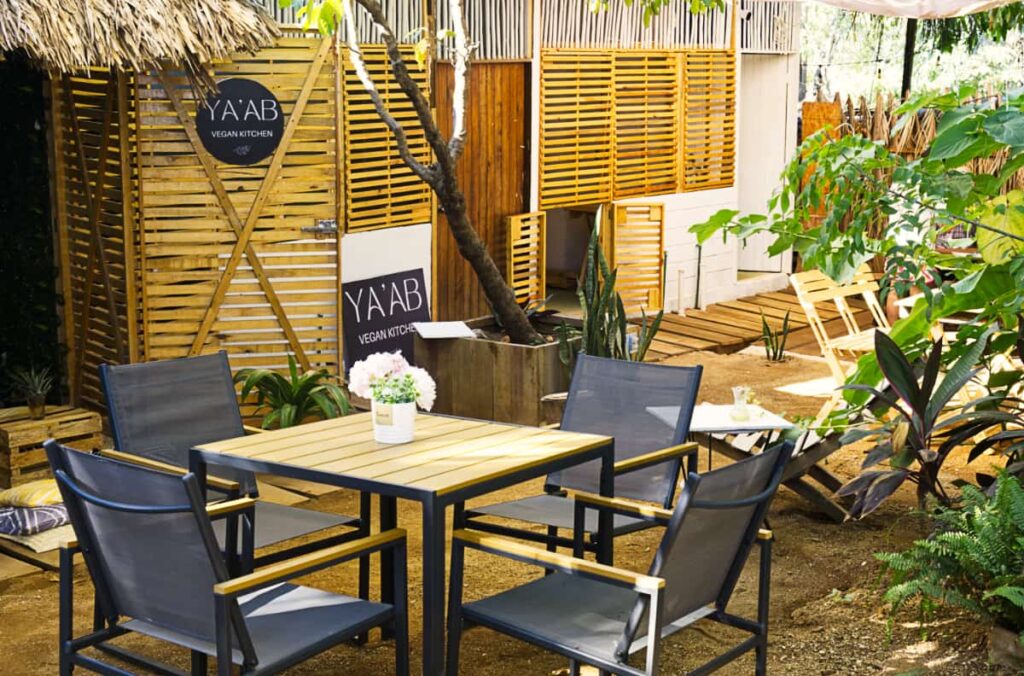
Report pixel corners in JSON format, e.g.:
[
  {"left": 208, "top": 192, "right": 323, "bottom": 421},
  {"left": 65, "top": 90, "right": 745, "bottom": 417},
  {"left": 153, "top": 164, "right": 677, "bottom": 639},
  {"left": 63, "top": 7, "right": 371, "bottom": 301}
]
[
  {"left": 681, "top": 50, "right": 736, "bottom": 190},
  {"left": 52, "top": 69, "right": 136, "bottom": 410},
  {"left": 135, "top": 37, "right": 341, "bottom": 378},
  {"left": 341, "top": 44, "right": 432, "bottom": 233},
  {"left": 613, "top": 51, "right": 680, "bottom": 199},
  {"left": 506, "top": 212, "right": 547, "bottom": 305},
  {"left": 604, "top": 203, "right": 665, "bottom": 314},
  {"left": 435, "top": 62, "right": 529, "bottom": 320},
  {"left": 539, "top": 50, "right": 614, "bottom": 210}
]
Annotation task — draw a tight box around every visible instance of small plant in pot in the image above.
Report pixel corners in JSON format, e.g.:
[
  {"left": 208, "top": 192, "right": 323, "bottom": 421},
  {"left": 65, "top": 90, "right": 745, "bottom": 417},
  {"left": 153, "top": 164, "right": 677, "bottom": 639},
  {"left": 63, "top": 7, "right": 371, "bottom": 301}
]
[
  {"left": 11, "top": 366, "right": 54, "bottom": 420},
  {"left": 235, "top": 355, "right": 352, "bottom": 429},
  {"left": 348, "top": 352, "right": 435, "bottom": 444}
]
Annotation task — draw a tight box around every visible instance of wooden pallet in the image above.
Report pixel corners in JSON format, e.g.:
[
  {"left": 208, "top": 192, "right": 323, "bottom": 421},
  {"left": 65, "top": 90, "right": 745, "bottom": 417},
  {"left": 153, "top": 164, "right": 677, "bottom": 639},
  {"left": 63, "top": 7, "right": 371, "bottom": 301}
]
[
  {"left": 641, "top": 288, "right": 874, "bottom": 361},
  {"left": 0, "top": 406, "right": 102, "bottom": 488}
]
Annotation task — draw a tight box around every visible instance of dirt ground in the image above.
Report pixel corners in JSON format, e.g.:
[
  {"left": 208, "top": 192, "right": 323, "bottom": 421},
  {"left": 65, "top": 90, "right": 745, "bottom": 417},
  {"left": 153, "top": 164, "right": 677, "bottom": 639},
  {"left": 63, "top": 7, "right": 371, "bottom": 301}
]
[{"left": 0, "top": 351, "right": 1014, "bottom": 675}]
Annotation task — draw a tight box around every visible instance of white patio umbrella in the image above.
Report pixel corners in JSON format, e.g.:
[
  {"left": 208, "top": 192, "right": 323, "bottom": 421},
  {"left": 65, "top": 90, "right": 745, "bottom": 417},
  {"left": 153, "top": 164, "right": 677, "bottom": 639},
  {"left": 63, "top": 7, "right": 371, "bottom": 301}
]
[{"left": 812, "top": 0, "right": 1019, "bottom": 19}]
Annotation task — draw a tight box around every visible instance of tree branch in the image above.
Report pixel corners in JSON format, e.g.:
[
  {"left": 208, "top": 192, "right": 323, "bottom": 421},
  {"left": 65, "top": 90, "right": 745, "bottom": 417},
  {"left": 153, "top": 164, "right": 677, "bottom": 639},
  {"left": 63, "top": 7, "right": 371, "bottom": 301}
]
[
  {"left": 446, "top": 0, "right": 471, "bottom": 161},
  {"left": 341, "top": 0, "right": 435, "bottom": 185}
]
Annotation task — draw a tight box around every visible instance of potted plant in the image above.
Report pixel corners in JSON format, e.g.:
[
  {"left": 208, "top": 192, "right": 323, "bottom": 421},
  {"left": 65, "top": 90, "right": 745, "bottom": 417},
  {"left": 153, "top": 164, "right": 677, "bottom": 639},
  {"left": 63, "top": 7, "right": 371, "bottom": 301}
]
[
  {"left": 877, "top": 473, "right": 1024, "bottom": 670},
  {"left": 11, "top": 366, "right": 54, "bottom": 420},
  {"left": 348, "top": 351, "right": 435, "bottom": 444},
  {"left": 235, "top": 355, "right": 352, "bottom": 429}
]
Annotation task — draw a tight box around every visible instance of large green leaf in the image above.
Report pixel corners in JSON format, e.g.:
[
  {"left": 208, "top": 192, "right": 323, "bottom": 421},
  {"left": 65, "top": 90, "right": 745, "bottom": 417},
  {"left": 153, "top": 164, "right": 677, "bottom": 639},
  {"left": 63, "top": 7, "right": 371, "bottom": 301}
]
[
  {"left": 926, "top": 325, "right": 993, "bottom": 422},
  {"left": 983, "top": 109, "right": 1024, "bottom": 148},
  {"left": 974, "top": 191, "right": 1024, "bottom": 265}
]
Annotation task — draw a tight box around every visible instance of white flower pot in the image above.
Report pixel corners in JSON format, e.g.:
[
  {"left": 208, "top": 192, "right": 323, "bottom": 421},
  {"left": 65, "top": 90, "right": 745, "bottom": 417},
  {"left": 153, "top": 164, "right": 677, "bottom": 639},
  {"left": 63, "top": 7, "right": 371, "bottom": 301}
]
[{"left": 372, "top": 400, "right": 417, "bottom": 444}]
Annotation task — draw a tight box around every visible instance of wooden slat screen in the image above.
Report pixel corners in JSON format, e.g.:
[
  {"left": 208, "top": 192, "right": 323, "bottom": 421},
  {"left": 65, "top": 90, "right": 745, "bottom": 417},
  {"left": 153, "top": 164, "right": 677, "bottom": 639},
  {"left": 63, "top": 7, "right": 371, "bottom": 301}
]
[
  {"left": 506, "top": 212, "right": 547, "bottom": 305},
  {"left": 613, "top": 51, "right": 680, "bottom": 199},
  {"left": 52, "top": 69, "right": 137, "bottom": 410},
  {"left": 604, "top": 203, "right": 665, "bottom": 315},
  {"left": 341, "top": 44, "right": 432, "bottom": 232},
  {"left": 539, "top": 50, "right": 614, "bottom": 210},
  {"left": 681, "top": 50, "right": 736, "bottom": 190},
  {"left": 135, "top": 36, "right": 341, "bottom": 379}
]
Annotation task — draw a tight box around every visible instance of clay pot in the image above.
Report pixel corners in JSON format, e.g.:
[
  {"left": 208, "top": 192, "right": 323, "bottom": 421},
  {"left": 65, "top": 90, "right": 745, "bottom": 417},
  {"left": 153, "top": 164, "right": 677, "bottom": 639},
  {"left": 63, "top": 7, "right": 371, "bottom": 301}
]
[
  {"left": 26, "top": 395, "right": 46, "bottom": 420},
  {"left": 988, "top": 625, "right": 1024, "bottom": 670}
]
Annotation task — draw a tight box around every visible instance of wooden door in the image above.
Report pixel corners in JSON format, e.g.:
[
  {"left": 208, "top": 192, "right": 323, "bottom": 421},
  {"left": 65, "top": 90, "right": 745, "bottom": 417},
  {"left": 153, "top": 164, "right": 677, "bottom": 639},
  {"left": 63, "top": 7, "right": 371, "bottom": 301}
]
[
  {"left": 134, "top": 37, "right": 341, "bottom": 377},
  {"left": 506, "top": 212, "right": 547, "bottom": 306},
  {"left": 601, "top": 203, "right": 665, "bottom": 315}
]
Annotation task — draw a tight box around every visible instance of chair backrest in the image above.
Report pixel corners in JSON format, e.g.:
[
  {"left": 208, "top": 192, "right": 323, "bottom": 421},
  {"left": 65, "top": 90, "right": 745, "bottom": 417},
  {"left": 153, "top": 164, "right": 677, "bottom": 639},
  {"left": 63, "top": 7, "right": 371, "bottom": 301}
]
[
  {"left": 100, "top": 352, "right": 256, "bottom": 495},
  {"left": 546, "top": 355, "right": 702, "bottom": 505},
  {"left": 45, "top": 441, "right": 256, "bottom": 663},
  {"left": 619, "top": 441, "right": 791, "bottom": 655}
]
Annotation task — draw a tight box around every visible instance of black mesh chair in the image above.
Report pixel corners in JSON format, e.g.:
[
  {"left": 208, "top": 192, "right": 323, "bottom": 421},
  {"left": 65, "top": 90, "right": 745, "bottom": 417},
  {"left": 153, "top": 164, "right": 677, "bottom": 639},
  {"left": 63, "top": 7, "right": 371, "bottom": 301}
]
[
  {"left": 465, "top": 355, "right": 702, "bottom": 554},
  {"left": 447, "top": 441, "right": 792, "bottom": 676},
  {"left": 99, "top": 352, "right": 366, "bottom": 569},
  {"left": 46, "top": 441, "right": 409, "bottom": 676}
]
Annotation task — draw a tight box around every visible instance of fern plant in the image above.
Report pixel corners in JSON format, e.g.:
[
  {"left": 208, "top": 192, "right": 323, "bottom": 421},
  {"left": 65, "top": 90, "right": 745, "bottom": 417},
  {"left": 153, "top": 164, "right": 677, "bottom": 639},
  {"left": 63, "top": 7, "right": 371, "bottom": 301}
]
[
  {"left": 234, "top": 355, "right": 351, "bottom": 429},
  {"left": 877, "top": 473, "right": 1024, "bottom": 644},
  {"left": 760, "top": 310, "right": 790, "bottom": 362}
]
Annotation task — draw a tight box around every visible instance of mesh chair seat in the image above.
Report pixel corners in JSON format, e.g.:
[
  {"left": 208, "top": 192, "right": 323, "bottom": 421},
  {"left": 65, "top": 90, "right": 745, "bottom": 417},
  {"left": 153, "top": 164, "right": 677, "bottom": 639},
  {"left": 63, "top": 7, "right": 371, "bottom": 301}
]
[
  {"left": 210, "top": 501, "right": 358, "bottom": 551},
  {"left": 463, "top": 573, "right": 637, "bottom": 664},
  {"left": 124, "top": 583, "right": 391, "bottom": 674},
  {"left": 468, "top": 494, "right": 650, "bottom": 535}
]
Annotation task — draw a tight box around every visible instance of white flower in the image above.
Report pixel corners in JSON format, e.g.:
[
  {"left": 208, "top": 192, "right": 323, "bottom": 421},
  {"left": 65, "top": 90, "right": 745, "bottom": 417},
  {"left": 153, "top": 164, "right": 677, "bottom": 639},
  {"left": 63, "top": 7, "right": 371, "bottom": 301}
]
[
  {"left": 349, "top": 351, "right": 410, "bottom": 399},
  {"left": 407, "top": 366, "right": 436, "bottom": 411}
]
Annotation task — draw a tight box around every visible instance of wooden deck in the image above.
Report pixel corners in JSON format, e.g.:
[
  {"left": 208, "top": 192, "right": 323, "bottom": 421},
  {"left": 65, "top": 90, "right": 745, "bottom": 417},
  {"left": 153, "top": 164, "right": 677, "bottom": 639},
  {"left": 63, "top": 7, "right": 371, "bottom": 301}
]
[{"left": 643, "top": 288, "right": 874, "bottom": 361}]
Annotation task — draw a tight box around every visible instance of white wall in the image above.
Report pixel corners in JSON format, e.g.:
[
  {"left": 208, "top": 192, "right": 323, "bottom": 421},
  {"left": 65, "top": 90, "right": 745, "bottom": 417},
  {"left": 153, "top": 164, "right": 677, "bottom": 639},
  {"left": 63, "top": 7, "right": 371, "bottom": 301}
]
[{"left": 340, "top": 222, "right": 433, "bottom": 308}]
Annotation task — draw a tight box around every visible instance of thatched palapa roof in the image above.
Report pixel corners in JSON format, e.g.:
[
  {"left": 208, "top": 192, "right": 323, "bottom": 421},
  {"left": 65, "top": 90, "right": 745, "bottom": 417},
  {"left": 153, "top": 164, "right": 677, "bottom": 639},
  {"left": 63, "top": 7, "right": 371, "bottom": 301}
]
[{"left": 0, "top": 0, "right": 279, "bottom": 85}]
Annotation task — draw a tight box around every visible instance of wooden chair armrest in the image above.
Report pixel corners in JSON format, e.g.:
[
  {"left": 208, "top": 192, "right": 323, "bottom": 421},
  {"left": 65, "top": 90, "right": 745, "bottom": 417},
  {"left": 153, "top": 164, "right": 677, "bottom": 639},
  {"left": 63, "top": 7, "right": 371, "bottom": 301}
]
[
  {"left": 573, "top": 493, "right": 673, "bottom": 525},
  {"left": 205, "top": 498, "right": 257, "bottom": 519},
  {"left": 214, "top": 529, "right": 406, "bottom": 598},
  {"left": 243, "top": 425, "right": 264, "bottom": 435},
  {"left": 452, "top": 529, "right": 663, "bottom": 594},
  {"left": 97, "top": 449, "right": 240, "bottom": 494},
  {"left": 757, "top": 528, "right": 773, "bottom": 541},
  {"left": 614, "top": 442, "right": 698, "bottom": 476},
  {"left": 61, "top": 539, "right": 79, "bottom": 552}
]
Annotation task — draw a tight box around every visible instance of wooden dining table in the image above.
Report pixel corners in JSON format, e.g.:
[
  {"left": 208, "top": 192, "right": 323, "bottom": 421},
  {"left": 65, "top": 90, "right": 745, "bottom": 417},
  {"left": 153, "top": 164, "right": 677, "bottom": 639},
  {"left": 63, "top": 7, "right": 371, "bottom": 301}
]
[{"left": 189, "top": 412, "right": 615, "bottom": 675}]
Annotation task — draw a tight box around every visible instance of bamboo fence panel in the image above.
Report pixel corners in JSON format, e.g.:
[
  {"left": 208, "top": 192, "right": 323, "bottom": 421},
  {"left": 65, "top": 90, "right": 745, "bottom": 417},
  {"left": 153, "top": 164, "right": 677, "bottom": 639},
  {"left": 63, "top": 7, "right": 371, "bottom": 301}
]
[
  {"left": 681, "top": 50, "right": 736, "bottom": 190},
  {"left": 739, "top": 0, "right": 800, "bottom": 54},
  {"left": 613, "top": 50, "right": 680, "bottom": 199},
  {"left": 602, "top": 203, "right": 665, "bottom": 314},
  {"left": 541, "top": 0, "right": 731, "bottom": 50},
  {"left": 506, "top": 212, "right": 547, "bottom": 305},
  {"left": 265, "top": 0, "right": 422, "bottom": 43},
  {"left": 341, "top": 44, "right": 432, "bottom": 232},
  {"left": 134, "top": 36, "right": 341, "bottom": 377},
  {"left": 52, "top": 69, "right": 137, "bottom": 410},
  {"left": 539, "top": 49, "right": 615, "bottom": 210},
  {"left": 436, "top": 0, "right": 530, "bottom": 61}
]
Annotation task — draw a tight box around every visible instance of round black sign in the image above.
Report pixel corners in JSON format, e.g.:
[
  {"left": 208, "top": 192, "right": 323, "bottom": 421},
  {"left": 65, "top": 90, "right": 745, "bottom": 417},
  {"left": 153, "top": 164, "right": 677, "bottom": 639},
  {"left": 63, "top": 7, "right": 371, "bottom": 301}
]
[{"left": 195, "top": 78, "right": 284, "bottom": 165}]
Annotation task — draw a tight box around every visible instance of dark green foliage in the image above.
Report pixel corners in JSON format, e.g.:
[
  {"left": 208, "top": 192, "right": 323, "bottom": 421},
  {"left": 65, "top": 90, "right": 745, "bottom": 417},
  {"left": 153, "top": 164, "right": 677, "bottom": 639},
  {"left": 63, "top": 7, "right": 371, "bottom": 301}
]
[
  {"left": 837, "top": 328, "right": 991, "bottom": 517},
  {"left": 760, "top": 310, "right": 789, "bottom": 362},
  {"left": 920, "top": 5, "right": 1024, "bottom": 53},
  {"left": 877, "top": 473, "right": 1024, "bottom": 642},
  {"left": 559, "top": 221, "right": 663, "bottom": 364},
  {"left": 10, "top": 366, "right": 54, "bottom": 399},
  {"left": 234, "top": 355, "right": 352, "bottom": 429},
  {"left": 0, "top": 57, "right": 61, "bottom": 405}
]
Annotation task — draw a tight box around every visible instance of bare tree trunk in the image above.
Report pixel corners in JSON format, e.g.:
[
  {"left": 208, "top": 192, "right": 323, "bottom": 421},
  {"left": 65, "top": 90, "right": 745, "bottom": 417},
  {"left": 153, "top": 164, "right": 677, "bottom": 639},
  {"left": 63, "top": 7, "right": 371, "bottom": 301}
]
[{"left": 346, "top": 0, "right": 542, "bottom": 345}]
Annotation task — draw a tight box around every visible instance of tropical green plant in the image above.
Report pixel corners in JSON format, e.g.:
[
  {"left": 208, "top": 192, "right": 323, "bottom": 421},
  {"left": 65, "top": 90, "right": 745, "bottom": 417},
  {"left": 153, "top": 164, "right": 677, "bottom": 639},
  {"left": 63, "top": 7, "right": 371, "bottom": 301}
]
[
  {"left": 876, "top": 473, "right": 1024, "bottom": 644},
  {"left": 234, "top": 355, "right": 351, "bottom": 429},
  {"left": 559, "top": 221, "right": 663, "bottom": 363},
  {"left": 760, "top": 310, "right": 790, "bottom": 362},
  {"left": 10, "top": 366, "right": 54, "bottom": 400},
  {"left": 836, "top": 328, "right": 991, "bottom": 517}
]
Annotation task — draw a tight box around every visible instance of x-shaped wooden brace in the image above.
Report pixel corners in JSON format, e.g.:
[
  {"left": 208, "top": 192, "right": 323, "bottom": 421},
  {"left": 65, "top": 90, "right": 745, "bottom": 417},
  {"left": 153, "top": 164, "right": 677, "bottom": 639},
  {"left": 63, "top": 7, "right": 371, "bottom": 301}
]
[{"left": 157, "top": 37, "right": 333, "bottom": 371}]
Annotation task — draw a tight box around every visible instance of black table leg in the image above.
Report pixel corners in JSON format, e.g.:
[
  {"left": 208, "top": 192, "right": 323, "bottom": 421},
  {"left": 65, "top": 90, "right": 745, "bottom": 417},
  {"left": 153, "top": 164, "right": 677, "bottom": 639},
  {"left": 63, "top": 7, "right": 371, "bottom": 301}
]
[
  {"left": 422, "top": 496, "right": 446, "bottom": 675},
  {"left": 380, "top": 494, "right": 398, "bottom": 640},
  {"left": 596, "top": 441, "right": 615, "bottom": 565}
]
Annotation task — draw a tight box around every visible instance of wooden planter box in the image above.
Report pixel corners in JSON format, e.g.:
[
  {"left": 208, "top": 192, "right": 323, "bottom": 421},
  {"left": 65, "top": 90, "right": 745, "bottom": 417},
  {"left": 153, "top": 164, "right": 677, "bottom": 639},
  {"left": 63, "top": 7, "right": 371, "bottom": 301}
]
[
  {"left": 0, "top": 406, "right": 102, "bottom": 488},
  {"left": 414, "top": 318, "right": 576, "bottom": 426}
]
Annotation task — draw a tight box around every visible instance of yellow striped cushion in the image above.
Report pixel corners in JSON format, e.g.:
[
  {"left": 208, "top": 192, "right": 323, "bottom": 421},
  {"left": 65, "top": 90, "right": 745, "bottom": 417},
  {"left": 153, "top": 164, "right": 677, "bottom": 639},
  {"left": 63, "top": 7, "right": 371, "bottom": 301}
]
[{"left": 0, "top": 480, "right": 63, "bottom": 507}]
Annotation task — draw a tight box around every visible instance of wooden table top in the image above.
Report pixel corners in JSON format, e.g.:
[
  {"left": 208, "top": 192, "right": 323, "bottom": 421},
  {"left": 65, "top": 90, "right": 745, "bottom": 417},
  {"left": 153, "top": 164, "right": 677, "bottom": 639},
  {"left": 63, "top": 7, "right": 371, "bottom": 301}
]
[{"left": 194, "top": 413, "right": 611, "bottom": 498}]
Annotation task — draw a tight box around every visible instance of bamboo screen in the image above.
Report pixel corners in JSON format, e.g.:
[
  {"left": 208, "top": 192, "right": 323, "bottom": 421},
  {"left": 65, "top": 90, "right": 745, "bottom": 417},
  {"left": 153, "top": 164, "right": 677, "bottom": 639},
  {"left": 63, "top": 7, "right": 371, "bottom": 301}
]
[
  {"left": 436, "top": 0, "right": 531, "bottom": 60},
  {"left": 341, "top": 44, "right": 432, "bottom": 232},
  {"left": 52, "top": 69, "right": 138, "bottom": 410},
  {"left": 134, "top": 37, "right": 342, "bottom": 376},
  {"left": 681, "top": 50, "right": 736, "bottom": 190},
  {"left": 540, "top": 47, "right": 735, "bottom": 208},
  {"left": 541, "top": 0, "right": 732, "bottom": 50}
]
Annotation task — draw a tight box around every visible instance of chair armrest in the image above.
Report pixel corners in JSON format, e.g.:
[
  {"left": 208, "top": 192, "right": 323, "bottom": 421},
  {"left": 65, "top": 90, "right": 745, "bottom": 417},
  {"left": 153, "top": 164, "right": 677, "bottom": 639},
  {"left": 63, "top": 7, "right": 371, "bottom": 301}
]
[
  {"left": 614, "top": 442, "right": 698, "bottom": 476},
  {"left": 214, "top": 528, "right": 406, "bottom": 598},
  {"left": 206, "top": 498, "right": 257, "bottom": 520},
  {"left": 97, "top": 449, "right": 241, "bottom": 494},
  {"left": 452, "top": 529, "right": 663, "bottom": 595},
  {"left": 243, "top": 425, "right": 264, "bottom": 435},
  {"left": 61, "top": 539, "right": 79, "bottom": 553},
  {"left": 757, "top": 528, "right": 773, "bottom": 541},
  {"left": 573, "top": 493, "right": 673, "bottom": 525}
]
